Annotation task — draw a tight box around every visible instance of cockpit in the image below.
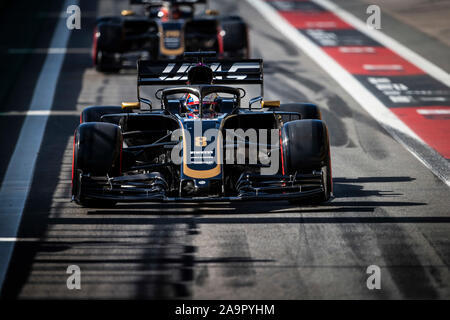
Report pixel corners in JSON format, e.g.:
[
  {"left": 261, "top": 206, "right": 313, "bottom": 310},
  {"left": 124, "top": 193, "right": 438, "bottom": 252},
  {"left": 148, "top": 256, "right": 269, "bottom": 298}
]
[
  {"left": 159, "top": 85, "right": 243, "bottom": 118},
  {"left": 144, "top": 3, "right": 195, "bottom": 20}
]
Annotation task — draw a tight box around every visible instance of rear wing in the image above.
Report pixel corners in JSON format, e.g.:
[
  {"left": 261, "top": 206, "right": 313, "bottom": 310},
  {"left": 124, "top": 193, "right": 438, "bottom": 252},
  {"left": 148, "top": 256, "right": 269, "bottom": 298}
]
[
  {"left": 130, "top": 0, "right": 207, "bottom": 5},
  {"left": 136, "top": 59, "right": 264, "bottom": 109},
  {"left": 137, "top": 59, "right": 263, "bottom": 86}
]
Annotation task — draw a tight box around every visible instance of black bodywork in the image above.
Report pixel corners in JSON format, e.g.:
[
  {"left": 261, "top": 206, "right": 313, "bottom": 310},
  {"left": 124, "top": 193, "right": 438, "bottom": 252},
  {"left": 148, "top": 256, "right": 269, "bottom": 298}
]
[
  {"left": 93, "top": 0, "right": 249, "bottom": 71},
  {"left": 72, "top": 55, "right": 332, "bottom": 205}
]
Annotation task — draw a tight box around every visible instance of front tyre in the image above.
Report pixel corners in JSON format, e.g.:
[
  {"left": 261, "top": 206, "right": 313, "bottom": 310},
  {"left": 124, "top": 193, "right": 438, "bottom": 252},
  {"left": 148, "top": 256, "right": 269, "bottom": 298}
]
[
  {"left": 72, "top": 122, "right": 122, "bottom": 207},
  {"left": 281, "top": 119, "right": 332, "bottom": 204}
]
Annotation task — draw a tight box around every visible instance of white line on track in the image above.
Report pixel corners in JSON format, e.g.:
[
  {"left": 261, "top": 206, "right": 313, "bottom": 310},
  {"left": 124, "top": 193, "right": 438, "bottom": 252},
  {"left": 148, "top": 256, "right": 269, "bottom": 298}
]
[
  {"left": 8, "top": 48, "right": 91, "bottom": 54},
  {"left": 0, "top": 110, "right": 80, "bottom": 116},
  {"left": 246, "top": 0, "right": 450, "bottom": 187},
  {"left": 363, "top": 64, "right": 403, "bottom": 71},
  {"left": 0, "top": 238, "right": 40, "bottom": 242},
  {"left": 0, "top": 0, "right": 78, "bottom": 293},
  {"left": 37, "top": 11, "right": 98, "bottom": 19},
  {"left": 417, "top": 109, "right": 450, "bottom": 115}
]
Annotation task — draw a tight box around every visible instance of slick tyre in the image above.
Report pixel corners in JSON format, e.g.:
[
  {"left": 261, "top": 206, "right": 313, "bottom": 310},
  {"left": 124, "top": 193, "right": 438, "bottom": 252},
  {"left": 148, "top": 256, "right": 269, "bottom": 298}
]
[
  {"left": 280, "top": 103, "right": 322, "bottom": 120},
  {"left": 221, "top": 18, "right": 249, "bottom": 58},
  {"left": 95, "top": 50, "right": 120, "bottom": 73},
  {"left": 281, "top": 119, "right": 332, "bottom": 204},
  {"left": 72, "top": 122, "right": 122, "bottom": 207},
  {"left": 93, "top": 21, "right": 122, "bottom": 72}
]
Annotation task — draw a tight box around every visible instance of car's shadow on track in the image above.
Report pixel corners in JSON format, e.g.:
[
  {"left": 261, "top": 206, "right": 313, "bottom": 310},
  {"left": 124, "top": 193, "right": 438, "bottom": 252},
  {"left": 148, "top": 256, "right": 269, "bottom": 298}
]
[
  {"left": 332, "top": 176, "right": 415, "bottom": 198},
  {"left": 85, "top": 200, "right": 425, "bottom": 216},
  {"left": 55, "top": 176, "right": 438, "bottom": 299},
  {"left": 2, "top": 168, "right": 441, "bottom": 299}
]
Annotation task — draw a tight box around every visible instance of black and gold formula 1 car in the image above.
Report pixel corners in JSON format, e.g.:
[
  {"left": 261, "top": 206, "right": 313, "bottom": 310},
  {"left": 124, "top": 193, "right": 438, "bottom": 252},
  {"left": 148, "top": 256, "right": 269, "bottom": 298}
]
[
  {"left": 72, "top": 52, "right": 332, "bottom": 207},
  {"left": 92, "top": 0, "right": 249, "bottom": 72}
]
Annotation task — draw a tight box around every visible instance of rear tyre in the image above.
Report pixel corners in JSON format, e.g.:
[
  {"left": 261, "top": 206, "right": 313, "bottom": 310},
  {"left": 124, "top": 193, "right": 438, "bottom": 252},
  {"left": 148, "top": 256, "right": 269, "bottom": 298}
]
[
  {"left": 280, "top": 103, "right": 321, "bottom": 120},
  {"left": 72, "top": 122, "right": 122, "bottom": 207},
  {"left": 220, "top": 17, "right": 249, "bottom": 58},
  {"left": 95, "top": 50, "right": 120, "bottom": 73},
  {"left": 281, "top": 119, "right": 332, "bottom": 204},
  {"left": 93, "top": 21, "right": 122, "bottom": 73}
]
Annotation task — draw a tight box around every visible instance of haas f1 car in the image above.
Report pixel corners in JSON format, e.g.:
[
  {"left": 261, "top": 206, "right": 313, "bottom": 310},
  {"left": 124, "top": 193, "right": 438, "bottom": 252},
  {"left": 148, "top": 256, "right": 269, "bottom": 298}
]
[
  {"left": 93, "top": 0, "right": 249, "bottom": 72},
  {"left": 72, "top": 52, "right": 332, "bottom": 206}
]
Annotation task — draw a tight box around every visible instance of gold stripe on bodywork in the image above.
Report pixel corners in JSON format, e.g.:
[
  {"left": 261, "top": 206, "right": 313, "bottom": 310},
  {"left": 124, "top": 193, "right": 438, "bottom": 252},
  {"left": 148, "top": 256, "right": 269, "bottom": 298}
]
[
  {"left": 159, "top": 26, "right": 185, "bottom": 56},
  {"left": 179, "top": 121, "right": 222, "bottom": 179}
]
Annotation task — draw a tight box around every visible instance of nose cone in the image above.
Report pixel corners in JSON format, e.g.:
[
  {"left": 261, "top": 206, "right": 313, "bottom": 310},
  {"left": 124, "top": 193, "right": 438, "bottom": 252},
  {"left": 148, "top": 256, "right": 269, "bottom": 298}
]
[{"left": 181, "top": 179, "right": 222, "bottom": 196}]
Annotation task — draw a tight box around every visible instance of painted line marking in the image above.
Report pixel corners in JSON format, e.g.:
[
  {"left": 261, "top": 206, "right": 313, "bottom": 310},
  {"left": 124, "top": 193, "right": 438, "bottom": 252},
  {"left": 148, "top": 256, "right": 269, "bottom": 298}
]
[
  {"left": 323, "top": 47, "right": 425, "bottom": 76},
  {"left": 0, "top": 238, "right": 40, "bottom": 242},
  {"left": 8, "top": 48, "right": 91, "bottom": 54},
  {"left": 0, "top": 110, "right": 80, "bottom": 116},
  {"left": 278, "top": 10, "right": 352, "bottom": 29},
  {"left": 37, "top": 11, "right": 97, "bottom": 18},
  {"left": 417, "top": 109, "right": 450, "bottom": 115},
  {"left": 420, "top": 97, "right": 446, "bottom": 102},
  {"left": 306, "top": 21, "right": 337, "bottom": 28},
  {"left": 339, "top": 47, "right": 376, "bottom": 53},
  {"left": 0, "top": 0, "right": 78, "bottom": 292},
  {"left": 246, "top": 0, "right": 450, "bottom": 186},
  {"left": 363, "top": 64, "right": 404, "bottom": 71}
]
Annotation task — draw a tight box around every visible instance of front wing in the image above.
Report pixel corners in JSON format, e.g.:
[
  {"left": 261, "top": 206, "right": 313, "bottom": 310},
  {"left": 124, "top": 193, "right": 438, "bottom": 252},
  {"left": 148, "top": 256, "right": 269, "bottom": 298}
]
[{"left": 73, "top": 172, "right": 326, "bottom": 203}]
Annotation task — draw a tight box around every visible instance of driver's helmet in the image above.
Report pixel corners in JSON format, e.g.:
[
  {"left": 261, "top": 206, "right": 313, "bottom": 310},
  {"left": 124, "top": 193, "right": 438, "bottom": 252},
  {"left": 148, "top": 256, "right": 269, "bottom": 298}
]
[
  {"left": 158, "top": 5, "right": 169, "bottom": 21},
  {"left": 183, "top": 93, "right": 219, "bottom": 118},
  {"left": 185, "top": 93, "right": 200, "bottom": 118},
  {"left": 202, "top": 93, "right": 219, "bottom": 118}
]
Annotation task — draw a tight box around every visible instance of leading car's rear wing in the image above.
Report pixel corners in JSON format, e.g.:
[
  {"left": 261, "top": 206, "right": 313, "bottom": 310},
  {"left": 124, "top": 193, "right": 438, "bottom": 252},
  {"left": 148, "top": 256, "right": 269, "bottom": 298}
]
[{"left": 130, "top": 0, "right": 207, "bottom": 5}]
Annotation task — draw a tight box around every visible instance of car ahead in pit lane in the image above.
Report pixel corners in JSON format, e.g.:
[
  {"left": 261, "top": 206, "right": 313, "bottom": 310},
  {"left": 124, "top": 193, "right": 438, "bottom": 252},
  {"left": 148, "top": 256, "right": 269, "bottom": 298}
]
[
  {"left": 72, "top": 52, "right": 332, "bottom": 207},
  {"left": 93, "top": 0, "right": 249, "bottom": 72}
]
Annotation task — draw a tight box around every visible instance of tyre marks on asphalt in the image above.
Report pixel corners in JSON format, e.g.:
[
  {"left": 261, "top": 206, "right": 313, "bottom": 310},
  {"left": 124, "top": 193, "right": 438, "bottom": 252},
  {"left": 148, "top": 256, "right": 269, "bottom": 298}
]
[
  {"left": 364, "top": 208, "right": 450, "bottom": 299},
  {"left": 217, "top": 229, "right": 256, "bottom": 288},
  {"left": 335, "top": 206, "right": 449, "bottom": 299}
]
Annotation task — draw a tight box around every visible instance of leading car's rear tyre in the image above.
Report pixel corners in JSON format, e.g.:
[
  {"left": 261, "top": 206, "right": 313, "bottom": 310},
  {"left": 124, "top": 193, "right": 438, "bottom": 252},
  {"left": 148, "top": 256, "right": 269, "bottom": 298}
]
[
  {"left": 93, "top": 21, "right": 122, "bottom": 73},
  {"left": 220, "top": 17, "right": 249, "bottom": 58},
  {"left": 280, "top": 103, "right": 322, "bottom": 120},
  {"left": 95, "top": 50, "right": 120, "bottom": 73},
  {"left": 72, "top": 122, "right": 122, "bottom": 207},
  {"left": 282, "top": 119, "right": 332, "bottom": 204}
]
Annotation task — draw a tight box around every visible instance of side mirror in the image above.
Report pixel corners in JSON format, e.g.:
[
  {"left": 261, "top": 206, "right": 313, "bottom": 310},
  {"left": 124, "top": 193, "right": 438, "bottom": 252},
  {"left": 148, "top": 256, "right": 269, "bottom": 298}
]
[
  {"left": 121, "top": 10, "right": 135, "bottom": 16},
  {"left": 262, "top": 100, "right": 280, "bottom": 108},
  {"left": 205, "top": 9, "right": 219, "bottom": 16},
  {"left": 249, "top": 96, "right": 263, "bottom": 109},
  {"left": 139, "top": 98, "right": 152, "bottom": 111},
  {"left": 121, "top": 102, "right": 140, "bottom": 111}
]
